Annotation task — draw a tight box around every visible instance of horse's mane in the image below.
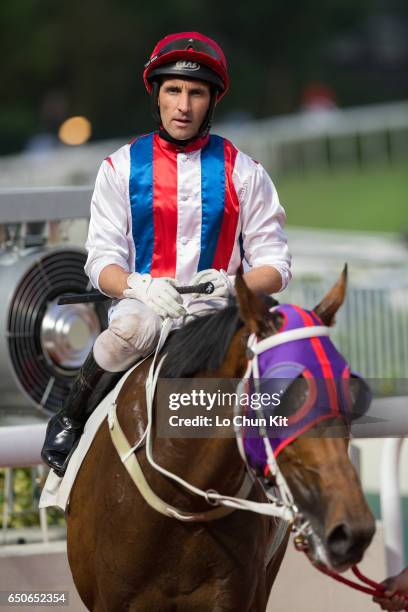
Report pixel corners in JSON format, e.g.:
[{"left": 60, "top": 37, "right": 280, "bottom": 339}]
[
  {"left": 160, "top": 300, "right": 242, "bottom": 378},
  {"left": 160, "top": 295, "right": 278, "bottom": 378}
]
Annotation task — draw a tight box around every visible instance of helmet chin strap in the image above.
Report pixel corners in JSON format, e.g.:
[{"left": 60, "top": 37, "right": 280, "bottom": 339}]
[{"left": 151, "top": 81, "right": 217, "bottom": 147}]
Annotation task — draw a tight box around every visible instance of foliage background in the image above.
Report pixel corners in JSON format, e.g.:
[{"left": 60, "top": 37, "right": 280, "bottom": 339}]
[{"left": 1, "top": 0, "right": 408, "bottom": 154}]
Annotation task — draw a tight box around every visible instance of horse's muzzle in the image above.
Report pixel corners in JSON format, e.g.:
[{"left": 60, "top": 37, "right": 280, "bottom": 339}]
[{"left": 326, "top": 519, "right": 376, "bottom": 569}]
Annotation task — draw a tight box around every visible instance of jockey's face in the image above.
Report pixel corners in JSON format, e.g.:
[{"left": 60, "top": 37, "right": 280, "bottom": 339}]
[{"left": 158, "top": 78, "right": 211, "bottom": 140}]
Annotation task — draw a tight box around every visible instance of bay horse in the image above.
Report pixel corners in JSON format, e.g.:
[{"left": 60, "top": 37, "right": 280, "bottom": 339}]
[{"left": 66, "top": 269, "right": 375, "bottom": 611}]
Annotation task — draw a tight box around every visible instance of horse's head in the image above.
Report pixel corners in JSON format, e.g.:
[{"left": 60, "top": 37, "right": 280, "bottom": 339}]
[{"left": 235, "top": 268, "right": 375, "bottom": 572}]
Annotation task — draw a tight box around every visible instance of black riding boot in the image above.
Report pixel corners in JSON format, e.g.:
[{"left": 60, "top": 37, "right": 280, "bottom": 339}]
[{"left": 41, "top": 352, "right": 106, "bottom": 477}]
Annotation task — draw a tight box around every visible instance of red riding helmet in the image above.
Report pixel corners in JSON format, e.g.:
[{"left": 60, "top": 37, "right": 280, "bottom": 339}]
[{"left": 143, "top": 32, "right": 229, "bottom": 100}]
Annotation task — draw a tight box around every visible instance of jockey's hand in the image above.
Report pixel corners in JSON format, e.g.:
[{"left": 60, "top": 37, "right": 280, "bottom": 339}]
[
  {"left": 372, "top": 567, "right": 408, "bottom": 610},
  {"left": 124, "top": 273, "right": 186, "bottom": 319},
  {"left": 190, "top": 269, "right": 235, "bottom": 299}
]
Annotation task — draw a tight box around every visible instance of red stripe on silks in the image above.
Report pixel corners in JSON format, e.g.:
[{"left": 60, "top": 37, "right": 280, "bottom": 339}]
[
  {"left": 212, "top": 139, "right": 239, "bottom": 270},
  {"left": 292, "top": 305, "right": 338, "bottom": 414},
  {"left": 150, "top": 134, "right": 178, "bottom": 277},
  {"left": 105, "top": 156, "right": 115, "bottom": 171}
]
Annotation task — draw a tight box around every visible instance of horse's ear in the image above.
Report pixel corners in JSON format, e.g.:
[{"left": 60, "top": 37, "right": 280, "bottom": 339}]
[
  {"left": 313, "top": 265, "right": 348, "bottom": 327},
  {"left": 235, "top": 270, "right": 276, "bottom": 336}
]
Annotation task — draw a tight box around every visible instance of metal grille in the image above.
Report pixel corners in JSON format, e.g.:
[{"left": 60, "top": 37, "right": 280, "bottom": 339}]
[{"left": 6, "top": 250, "right": 102, "bottom": 413}]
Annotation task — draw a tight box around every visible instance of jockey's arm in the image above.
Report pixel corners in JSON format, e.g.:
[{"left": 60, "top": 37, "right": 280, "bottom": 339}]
[
  {"left": 99, "top": 264, "right": 129, "bottom": 299},
  {"left": 239, "top": 162, "right": 291, "bottom": 295},
  {"left": 243, "top": 265, "right": 283, "bottom": 295}
]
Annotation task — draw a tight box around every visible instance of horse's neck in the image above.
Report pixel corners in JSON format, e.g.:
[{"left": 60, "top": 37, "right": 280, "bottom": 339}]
[{"left": 152, "top": 434, "right": 245, "bottom": 499}]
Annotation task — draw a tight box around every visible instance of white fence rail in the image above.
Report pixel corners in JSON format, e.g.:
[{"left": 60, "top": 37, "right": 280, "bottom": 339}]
[
  {"left": 283, "top": 281, "right": 408, "bottom": 383},
  {"left": 220, "top": 100, "right": 408, "bottom": 175},
  {"left": 381, "top": 438, "right": 406, "bottom": 575}
]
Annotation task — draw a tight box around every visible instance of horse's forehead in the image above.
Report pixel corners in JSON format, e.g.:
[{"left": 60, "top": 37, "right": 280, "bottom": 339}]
[
  {"left": 272, "top": 304, "right": 321, "bottom": 330},
  {"left": 264, "top": 303, "right": 345, "bottom": 375}
]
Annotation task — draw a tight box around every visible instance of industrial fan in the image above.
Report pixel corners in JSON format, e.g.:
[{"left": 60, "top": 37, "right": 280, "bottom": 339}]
[{"left": 0, "top": 247, "right": 108, "bottom": 415}]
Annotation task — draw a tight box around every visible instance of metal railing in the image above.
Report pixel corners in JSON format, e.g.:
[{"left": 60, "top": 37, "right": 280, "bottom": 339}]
[
  {"left": 283, "top": 281, "right": 408, "bottom": 383},
  {"left": 381, "top": 438, "right": 406, "bottom": 575},
  {"left": 219, "top": 100, "right": 408, "bottom": 175}
]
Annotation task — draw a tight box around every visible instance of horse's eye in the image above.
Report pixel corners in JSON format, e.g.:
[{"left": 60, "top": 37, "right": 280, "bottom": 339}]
[{"left": 272, "top": 312, "right": 284, "bottom": 330}]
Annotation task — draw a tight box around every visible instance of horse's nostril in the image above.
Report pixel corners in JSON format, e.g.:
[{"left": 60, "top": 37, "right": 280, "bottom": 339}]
[
  {"left": 326, "top": 521, "right": 375, "bottom": 566},
  {"left": 327, "top": 523, "right": 353, "bottom": 559}
]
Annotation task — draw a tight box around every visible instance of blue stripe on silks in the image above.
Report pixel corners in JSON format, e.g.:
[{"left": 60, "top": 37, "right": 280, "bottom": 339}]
[
  {"left": 129, "top": 133, "right": 154, "bottom": 273},
  {"left": 198, "top": 135, "right": 225, "bottom": 271}
]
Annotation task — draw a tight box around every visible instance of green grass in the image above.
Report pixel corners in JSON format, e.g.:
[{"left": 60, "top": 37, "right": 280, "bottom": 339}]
[{"left": 277, "top": 163, "right": 408, "bottom": 232}]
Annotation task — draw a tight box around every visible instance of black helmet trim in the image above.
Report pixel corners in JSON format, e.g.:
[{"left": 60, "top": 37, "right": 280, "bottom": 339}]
[{"left": 147, "top": 61, "right": 224, "bottom": 92}]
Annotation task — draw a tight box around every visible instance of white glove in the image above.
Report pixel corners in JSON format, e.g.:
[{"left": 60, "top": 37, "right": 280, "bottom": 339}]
[
  {"left": 123, "top": 273, "right": 186, "bottom": 319},
  {"left": 190, "top": 269, "right": 235, "bottom": 299}
]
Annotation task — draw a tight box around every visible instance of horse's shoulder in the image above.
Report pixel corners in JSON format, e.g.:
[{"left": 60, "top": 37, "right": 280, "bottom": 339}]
[{"left": 116, "top": 357, "right": 153, "bottom": 437}]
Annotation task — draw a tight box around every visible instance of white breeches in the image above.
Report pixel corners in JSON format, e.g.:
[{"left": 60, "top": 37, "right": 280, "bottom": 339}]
[{"left": 92, "top": 296, "right": 230, "bottom": 372}]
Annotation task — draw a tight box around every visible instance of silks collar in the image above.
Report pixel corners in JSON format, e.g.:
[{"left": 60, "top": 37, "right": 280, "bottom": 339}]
[{"left": 158, "top": 129, "right": 210, "bottom": 152}]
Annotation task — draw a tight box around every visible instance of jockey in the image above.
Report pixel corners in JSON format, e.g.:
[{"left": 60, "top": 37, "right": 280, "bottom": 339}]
[{"left": 41, "top": 31, "right": 292, "bottom": 476}]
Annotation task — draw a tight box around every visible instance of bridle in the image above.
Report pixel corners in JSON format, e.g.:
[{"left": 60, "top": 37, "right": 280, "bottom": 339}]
[
  {"left": 242, "top": 322, "right": 407, "bottom": 608},
  {"left": 234, "top": 325, "right": 333, "bottom": 536}
]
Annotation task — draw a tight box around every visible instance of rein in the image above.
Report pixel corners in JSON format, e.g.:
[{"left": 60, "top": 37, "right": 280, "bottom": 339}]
[
  {"left": 317, "top": 562, "right": 386, "bottom": 597},
  {"left": 295, "top": 537, "right": 408, "bottom": 608}
]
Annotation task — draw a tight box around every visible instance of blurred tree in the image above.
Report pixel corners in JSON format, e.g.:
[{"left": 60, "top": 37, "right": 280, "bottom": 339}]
[{"left": 0, "top": 0, "right": 406, "bottom": 155}]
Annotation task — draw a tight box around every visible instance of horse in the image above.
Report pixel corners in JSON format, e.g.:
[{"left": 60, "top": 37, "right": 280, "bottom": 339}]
[{"left": 66, "top": 269, "right": 375, "bottom": 611}]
